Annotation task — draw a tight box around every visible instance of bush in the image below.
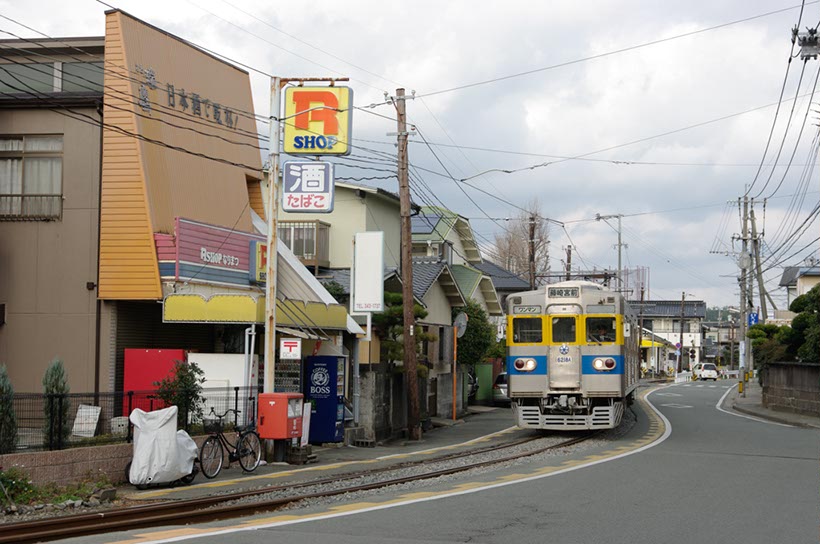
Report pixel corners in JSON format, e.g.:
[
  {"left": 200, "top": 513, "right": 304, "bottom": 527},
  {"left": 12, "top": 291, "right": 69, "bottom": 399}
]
[
  {"left": 42, "top": 358, "right": 70, "bottom": 448},
  {"left": 154, "top": 360, "right": 206, "bottom": 428},
  {"left": 0, "top": 365, "right": 17, "bottom": 454},
  {"left": 0, "top": 467, "right": 36, "bottom": 505}
]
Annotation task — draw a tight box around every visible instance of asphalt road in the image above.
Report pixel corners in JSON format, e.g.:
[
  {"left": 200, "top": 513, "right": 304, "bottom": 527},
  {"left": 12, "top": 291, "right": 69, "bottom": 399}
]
[{"left": 70, "top": 383, "right": 819, "bottom": 544}]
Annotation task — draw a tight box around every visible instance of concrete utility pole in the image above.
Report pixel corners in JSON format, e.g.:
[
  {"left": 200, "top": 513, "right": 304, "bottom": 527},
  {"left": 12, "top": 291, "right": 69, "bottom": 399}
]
[
  {"left": 750, "top": 201, "right": 769, "bottom": 321},
  {"left": 394, "top": 88, "right": 420, "bottom": 440},
  {"left": 264, "top": 76, "right": 283, "bottom": 395},
  {"left": 529, "top": 214, "right": 536, "bottom": 290},
  {"left": 739, "top": 195, "right": 749, "bottom": 397},
  {"left": 677, "top": 291, "right": 685, "bottom": 374},
  {"left": 595, "top": 213, "right": 625, "bottom": 292}
]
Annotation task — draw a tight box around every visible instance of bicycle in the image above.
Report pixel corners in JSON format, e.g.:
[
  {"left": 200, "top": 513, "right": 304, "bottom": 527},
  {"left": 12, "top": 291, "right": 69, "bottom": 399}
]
[{"left": 199, "top": 407, "right": 262, "bottom": 479}]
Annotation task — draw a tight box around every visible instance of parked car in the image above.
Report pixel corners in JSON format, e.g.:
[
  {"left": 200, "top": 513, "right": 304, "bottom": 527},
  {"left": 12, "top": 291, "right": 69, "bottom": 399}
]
[
  {"left": 467, "top": 371, "right": 479, "bottom": 402},
  {"left": 493, "top": 372, "right": 509, "bottom": 405},
  {"left": 693, "top": 362, "right": 719, "bottom": 381}
]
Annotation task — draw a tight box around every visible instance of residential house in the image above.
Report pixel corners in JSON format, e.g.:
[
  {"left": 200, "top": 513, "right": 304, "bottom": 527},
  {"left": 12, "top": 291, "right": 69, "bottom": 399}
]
[
  {"left": 779, "top": 266, "right": 820, "bottom": 308},
  {"left": 629, "top": 299, "right": 706, "bottom": 371}
]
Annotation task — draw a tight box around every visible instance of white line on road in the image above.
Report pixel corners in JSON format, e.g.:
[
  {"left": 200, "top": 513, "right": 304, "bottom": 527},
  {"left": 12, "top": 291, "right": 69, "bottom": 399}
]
[{"left": 715, "top": 385, "right": 793, "bottom": 427}]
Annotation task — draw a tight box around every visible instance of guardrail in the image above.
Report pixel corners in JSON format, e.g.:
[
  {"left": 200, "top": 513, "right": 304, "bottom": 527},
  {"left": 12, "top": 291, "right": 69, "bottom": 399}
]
[{"left": 674, "top": 371, "right": 693, "bottom": 383}]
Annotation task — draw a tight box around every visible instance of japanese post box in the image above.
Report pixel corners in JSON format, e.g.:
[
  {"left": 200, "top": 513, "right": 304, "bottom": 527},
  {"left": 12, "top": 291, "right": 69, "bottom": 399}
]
[{"left": 257, "top": 393, "right": 304, "bottom": 439}]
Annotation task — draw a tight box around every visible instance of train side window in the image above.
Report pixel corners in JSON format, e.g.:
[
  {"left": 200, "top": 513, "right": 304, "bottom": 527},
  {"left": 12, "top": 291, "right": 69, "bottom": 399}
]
[
  {"left": 552, "top": 317, "right": 576, "bottom": 343},
  {"left": 512, "top": 317, "right": 542, "bottom": 343},
  {"left": 586, "top": 316, "right": 616, "bottom": 343}
]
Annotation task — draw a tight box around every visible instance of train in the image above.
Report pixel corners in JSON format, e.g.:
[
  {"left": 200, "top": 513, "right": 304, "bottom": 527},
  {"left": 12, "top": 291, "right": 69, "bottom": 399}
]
[{"left": 505, "top": 280, "right": 640, "bottom": 430}]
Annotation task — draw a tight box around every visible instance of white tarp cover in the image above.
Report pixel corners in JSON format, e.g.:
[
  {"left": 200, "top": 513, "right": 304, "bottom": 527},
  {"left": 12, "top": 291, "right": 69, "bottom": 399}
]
[{"left": 128, "top": 406, "right": 198, "bottom": 485}]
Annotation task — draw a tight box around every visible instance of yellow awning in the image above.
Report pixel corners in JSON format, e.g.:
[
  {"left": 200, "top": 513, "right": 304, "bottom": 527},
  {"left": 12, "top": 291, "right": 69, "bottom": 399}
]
[{"left": 162, "top": 293, "right": 349, "bottom": 330}]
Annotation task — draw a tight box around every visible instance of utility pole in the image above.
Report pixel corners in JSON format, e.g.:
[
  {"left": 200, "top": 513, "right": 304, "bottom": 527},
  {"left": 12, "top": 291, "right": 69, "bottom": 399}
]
[
  {"left": 565, "top": 245, "right": 572, "bottom": 281},
  {"left": 394, "top": 88, "right": 420, "bottom": 440},
  {"left": 739, "top": 195, "right": 750, "bottom": 397},
  {"left": 528, "top": 214, "right": 537, "bottom": 289},
  {"left": 750, "top": 202, "right": 768, "bottom": 322},
  {"left": 264, "top": 76, "right": 283, "bottom": 395},
  {"left": 677, "top": 291, "right": 685, "bottom": 374},
  {"left": 595, "top": 213, "right": 625, "bottom": 292}
]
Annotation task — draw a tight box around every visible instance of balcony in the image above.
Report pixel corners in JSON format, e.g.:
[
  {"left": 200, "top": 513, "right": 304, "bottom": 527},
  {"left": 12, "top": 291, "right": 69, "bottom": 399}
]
[
  {"left": 0, "top": 194, "right": 62, "bottom": 221},
  {"left": 278, "top": 220, "right": 330, "bottom": 273}
]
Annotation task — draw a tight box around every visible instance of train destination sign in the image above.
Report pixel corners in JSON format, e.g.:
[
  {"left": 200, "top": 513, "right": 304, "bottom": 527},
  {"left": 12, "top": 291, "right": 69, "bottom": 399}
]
[
  {"left": 548, "top": 287, "right": 579, "bottom": 298},
  {"left": 283, "top": 86, "right": 352, "bottom": 155}
]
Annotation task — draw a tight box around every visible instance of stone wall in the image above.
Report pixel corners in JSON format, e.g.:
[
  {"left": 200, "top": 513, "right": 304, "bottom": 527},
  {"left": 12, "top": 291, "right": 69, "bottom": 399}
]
[{"left": 762, "top": 362, "right": 820, "bottom": 417}]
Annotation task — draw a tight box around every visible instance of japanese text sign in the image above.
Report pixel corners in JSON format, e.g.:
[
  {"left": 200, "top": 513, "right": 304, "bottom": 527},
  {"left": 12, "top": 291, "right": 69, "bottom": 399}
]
[
  {"left": 280, "top": 338, "right": 302, "bottom": 360},
  {"left": 282, "top": 161, "right": 335, "bottom": 213},
  {"left": 283, "top": 86, "right": 352, "bottom": 155}
]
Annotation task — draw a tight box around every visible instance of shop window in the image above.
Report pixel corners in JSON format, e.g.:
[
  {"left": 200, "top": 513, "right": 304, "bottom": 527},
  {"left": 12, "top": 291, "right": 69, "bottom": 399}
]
[{"left": 0, "top": 135, "right": 63, "bottom": 220}]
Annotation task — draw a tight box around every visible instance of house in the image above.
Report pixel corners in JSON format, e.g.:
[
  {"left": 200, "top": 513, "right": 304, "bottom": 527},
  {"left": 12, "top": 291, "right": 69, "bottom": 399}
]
[
  {"left": 629, "top": 299, "right": 706, "bottom": 371},
  {"left": 0, "top": 12, "right": 360, "bottom": 401},
  {"left": 778, "top": 266, "right": 820, "bottom": 308}
]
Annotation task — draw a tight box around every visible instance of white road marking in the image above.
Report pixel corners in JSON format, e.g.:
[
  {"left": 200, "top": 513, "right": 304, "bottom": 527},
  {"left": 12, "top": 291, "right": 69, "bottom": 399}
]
[
  {"left": 660, "top": 403, "right": 693, "bottom": 409},
  {"left": 131, "top": 393, "right": 674, "bottom": 543},
  {"left": 715, "top": 385, "right": 793, "bottom": 427},
  {"left": 655, "top": 392, "right": 682, "bottom": 397}
]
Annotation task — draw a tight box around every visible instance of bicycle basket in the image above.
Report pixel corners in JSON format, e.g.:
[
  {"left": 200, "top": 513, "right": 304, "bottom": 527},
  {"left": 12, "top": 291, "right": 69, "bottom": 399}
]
[{"left": 203, "top": 419, "right": 223, "bottom": 433}]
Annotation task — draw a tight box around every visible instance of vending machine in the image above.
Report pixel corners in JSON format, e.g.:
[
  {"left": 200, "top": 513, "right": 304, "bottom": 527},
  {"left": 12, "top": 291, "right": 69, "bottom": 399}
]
[{"left": 304, "top": 355, "right": 345, "bottom": 444}]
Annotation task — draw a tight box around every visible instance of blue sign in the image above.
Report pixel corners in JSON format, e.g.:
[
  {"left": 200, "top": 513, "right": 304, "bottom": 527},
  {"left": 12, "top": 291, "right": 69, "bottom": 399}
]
[{"left": 748, "top": 312, "right": 759, "bottom": 326}]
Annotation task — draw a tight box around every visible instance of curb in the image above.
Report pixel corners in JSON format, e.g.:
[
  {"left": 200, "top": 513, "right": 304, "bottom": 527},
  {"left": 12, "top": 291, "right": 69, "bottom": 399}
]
[{"left": 731, "top": 402, "right": 820, "bottom": 429}]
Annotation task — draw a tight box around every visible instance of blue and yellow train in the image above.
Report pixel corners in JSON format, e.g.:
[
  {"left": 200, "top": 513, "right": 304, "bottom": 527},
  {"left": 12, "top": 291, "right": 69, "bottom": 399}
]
[{"left": 505, "top": 280, "right": 640, "bottom": 430}]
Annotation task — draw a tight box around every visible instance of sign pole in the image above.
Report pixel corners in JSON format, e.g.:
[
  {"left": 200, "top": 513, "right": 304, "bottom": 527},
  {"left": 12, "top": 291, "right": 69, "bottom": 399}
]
[
  {"left": 452, "top": 326, "right": 457, "bottom": 421},
  {"left": 264, "top": 76, "right": 282, "bottom": 395}
]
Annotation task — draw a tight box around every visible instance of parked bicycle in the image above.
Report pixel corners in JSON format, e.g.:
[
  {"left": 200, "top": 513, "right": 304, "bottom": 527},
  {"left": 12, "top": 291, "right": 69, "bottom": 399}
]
[{"left": 199, "top": 407, "right": 262, "bottom": 479}]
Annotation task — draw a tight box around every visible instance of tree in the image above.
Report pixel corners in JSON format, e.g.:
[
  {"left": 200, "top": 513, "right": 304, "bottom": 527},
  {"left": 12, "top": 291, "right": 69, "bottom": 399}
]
[
  {"left": 787, "top": 285, "right": 820, "bottom": 362},
  {"left": 493, "top": 198, "right": 549, "bottom": 288},
  {"left": 0, "top": 364, "right": 17, "bottom": 454},
  {"left": 372, "top": 292, "right": 436, "bottom": 373},
  {"left": 42, "top": 358, "right": 70, "bottom": 448},
  {"left": 452, "top": 299, "right": 495, "bottom": 369},
  {"left": 154, "top": 360, "right": 207, "bottom": 428}
]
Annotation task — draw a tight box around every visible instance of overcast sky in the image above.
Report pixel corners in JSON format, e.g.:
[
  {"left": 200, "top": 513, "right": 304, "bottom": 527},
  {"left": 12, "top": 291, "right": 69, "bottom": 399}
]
[{"left": 3, "top": 0, "right": 820, "bottom": 311}]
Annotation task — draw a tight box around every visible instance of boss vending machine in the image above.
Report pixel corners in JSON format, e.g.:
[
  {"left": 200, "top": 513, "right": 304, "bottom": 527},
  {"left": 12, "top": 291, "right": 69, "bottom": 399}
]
[{"left": 304, "top": 355, "right": 345, "bottom": 444}]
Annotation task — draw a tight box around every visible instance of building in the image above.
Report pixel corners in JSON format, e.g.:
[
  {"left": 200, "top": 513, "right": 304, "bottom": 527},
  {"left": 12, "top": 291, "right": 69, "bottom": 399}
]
[
  {"left": 629, "top": 299, "right": 706, "bottom": 371},
  {"left": 778, "top": 266, "right": 820, "bottom": 308}
]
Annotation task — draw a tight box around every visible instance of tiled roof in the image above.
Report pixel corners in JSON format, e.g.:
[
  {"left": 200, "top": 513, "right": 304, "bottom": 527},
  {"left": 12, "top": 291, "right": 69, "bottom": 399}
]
[
  {"left": 473, "top": 260, "right": 530, "bottom": 291},
  {"left": 450, "top": 264, "right": 482, "bottom": 298},
  {"left": 779, "top": 267, "right": 800, "bottom": 287},
  {"left": 629, "top": 300, "right": 706, "bottom": 318},
  {"left": 412, "top": 261, "right": 446, "bottom": 300},
  {"left": 316, "top": 267, "right": 397, "bottom": 295}
]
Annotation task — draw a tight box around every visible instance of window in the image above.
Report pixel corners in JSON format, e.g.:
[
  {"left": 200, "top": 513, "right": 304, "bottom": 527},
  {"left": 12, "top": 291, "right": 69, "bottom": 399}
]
[
  {"left": 512, "top": 317, "right": 542, "bottom": 343},
  {"left": 586, "top": 316, "right": 616, "bottom": 343},
  {"left": 0, "top": 135, "right": 63, "bottom": 220},
  {"left": 551, "top": 317, "right": 576, "bottom": 343},
  {"left": 0, "top": 63, "right": 54, "bottom": 94},
  {"left": 61, "top": 62, "right": 104, "bottom": 93}
]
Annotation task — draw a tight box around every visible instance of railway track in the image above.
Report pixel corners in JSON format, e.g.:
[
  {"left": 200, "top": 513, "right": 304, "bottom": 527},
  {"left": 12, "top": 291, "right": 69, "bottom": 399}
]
[{"left": 2, "top": 431, "right": 597, "bottom": 543}]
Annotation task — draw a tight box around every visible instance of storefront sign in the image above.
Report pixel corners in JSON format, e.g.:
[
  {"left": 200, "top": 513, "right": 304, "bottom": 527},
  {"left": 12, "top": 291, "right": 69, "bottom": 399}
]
[
  {"left": 283, "top": 86, "right": 352, "bottom": 155},
  {"left": 248, "top": 240, "right": 267, "bottom": 284},
  {"left": 282, "top": 161, "right": 335, "bottom": 213},
  {"left": 280, "top": 338, "right": 302, "bottom": 360}
]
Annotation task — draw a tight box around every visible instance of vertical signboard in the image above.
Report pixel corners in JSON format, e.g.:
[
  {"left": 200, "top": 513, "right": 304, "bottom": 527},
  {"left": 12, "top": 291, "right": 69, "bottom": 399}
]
[
  {"left": 282, "top": 161, "right": 335, "bottom": 212},
  {"left": 352, "top": 231, "right": 384, "bottom": 313},
  {"left": 282, "top": 86, "right": 352, "bottom": 155}
]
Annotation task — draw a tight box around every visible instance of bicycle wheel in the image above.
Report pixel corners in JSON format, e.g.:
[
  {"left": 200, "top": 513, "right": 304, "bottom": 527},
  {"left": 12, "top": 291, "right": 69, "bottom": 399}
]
[
  {"left": 237, "top": 431, "right": 262, "bottom": 472},
  {"left": 199, "top": 436, "right": 224, "bottom": 479}
]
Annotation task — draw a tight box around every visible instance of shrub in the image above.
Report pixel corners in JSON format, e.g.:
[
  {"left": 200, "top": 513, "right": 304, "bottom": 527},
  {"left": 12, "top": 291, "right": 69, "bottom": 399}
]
[
  {"left": 0, "top": 365, "right": 17, "bottom": 454},
  {"left": 0, "top": 467, "right": 36, "bottom": 505},
  {"left": 154, "top": 360, "right": 206, "bottom": 428},
  {"left": 42, "top": 358, "right": 70, "bottom": 448}
]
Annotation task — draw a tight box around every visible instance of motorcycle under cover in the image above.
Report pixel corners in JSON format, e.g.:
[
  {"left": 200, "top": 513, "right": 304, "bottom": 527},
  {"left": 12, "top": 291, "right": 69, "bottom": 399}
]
[{"left": 128, "top": 406, "right": 198, "bottom": 485}]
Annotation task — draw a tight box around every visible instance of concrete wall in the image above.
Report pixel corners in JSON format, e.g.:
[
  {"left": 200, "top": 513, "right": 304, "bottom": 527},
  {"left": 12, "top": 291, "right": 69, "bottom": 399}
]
[
  {"left": 436, "top": 371, "right": 465, "bottom": 419},
  {"left": 763, "top": 362, "right": 820, "bottom": 418},
  {"left": 0, "top": 107, "right": 115, "bottom": 393}
]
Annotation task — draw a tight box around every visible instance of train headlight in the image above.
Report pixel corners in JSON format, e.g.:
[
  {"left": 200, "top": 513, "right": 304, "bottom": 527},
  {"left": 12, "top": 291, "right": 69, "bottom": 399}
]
[
  {"left": 593, "top": 358, "right": 617, "bottom": 371},
  {"left": 513, "top": 358, "right": 537, "bottom": 372}
]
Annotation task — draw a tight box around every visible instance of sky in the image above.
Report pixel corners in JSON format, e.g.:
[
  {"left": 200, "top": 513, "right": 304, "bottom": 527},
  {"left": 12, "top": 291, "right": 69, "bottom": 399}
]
[{"left": 3, "top": 0, "right": 820, "bottom": 311}]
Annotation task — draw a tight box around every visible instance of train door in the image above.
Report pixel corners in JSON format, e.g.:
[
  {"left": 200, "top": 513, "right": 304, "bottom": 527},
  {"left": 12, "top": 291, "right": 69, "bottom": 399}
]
[{"left": 549, "top": 315, "right": 581, "bottom": 389}]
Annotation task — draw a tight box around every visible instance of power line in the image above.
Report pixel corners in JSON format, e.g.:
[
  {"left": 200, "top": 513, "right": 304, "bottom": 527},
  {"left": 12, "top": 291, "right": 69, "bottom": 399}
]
[{"left": 417, "top": 2, "right": 818, "bottom": 98}]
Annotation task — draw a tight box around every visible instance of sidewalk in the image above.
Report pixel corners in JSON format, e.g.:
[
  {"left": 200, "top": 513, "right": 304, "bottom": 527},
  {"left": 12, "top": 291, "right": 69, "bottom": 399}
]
[{"left": 729, "top": 379, "right": 820, "bottom": 429}]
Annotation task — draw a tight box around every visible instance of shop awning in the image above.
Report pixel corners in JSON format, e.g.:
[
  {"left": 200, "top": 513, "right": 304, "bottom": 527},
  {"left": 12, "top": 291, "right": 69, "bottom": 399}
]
[{"left": 162, "top": 293, "right": 361, "bottom": 334}]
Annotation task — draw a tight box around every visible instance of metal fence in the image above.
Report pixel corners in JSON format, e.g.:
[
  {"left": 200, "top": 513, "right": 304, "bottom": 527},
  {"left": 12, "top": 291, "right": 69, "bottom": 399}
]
[{"left": 1, "top": 386, "right": 261, "bottom": 453}]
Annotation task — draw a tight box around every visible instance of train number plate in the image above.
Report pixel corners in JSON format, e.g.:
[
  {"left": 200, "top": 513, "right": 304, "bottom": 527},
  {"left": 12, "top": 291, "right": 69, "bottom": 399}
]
[
  {"left": 513, "top": 305, "right": 541, "bottom": 314},
  {"left": 555, "top": 356, "right": 572, "bottom": 363}
]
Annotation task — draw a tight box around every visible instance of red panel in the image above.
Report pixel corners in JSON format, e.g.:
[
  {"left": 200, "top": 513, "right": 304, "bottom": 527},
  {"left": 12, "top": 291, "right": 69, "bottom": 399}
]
[{"left": 123, "top": 349, "right": 186, "bottom": 415}]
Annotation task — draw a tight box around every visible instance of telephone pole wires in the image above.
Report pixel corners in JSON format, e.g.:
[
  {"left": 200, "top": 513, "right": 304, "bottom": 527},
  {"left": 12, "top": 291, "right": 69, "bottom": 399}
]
[{"left": 394, "top": 88, "right": 421, "bottom": 440}]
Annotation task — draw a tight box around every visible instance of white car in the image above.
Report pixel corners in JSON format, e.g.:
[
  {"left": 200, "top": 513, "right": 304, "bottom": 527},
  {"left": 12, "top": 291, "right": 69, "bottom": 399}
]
[{"left": 696, "top": 363, "right": 719, "bottom": 381}]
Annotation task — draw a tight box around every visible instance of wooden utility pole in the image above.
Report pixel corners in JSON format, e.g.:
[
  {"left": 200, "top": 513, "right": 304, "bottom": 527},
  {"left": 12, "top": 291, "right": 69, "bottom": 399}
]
[
  {"left": 395, "top": 88, "right": 420, "bottom": 440},
  {"left": 528, "top": 214, "right": 536, "bottom": 289},
  {"left": 677, "top": 291, "right": 685, "bottom": 374}
]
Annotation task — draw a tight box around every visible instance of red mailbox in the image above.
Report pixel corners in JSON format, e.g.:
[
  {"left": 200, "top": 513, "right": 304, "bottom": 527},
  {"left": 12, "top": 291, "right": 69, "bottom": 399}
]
[{"left": 257, "top": 393, "right": 304, "bottom": 439}]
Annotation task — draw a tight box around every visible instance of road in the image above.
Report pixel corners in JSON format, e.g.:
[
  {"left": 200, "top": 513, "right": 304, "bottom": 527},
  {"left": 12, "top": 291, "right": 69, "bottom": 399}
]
[{"left": 67, "top": 383, "right": 819, "bottom": 544}]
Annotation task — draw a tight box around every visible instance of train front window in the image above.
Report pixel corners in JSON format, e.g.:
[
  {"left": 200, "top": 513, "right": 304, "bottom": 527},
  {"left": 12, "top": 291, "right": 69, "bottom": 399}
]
[
  {"left": 587, "top": 317, "right": 616, "bottom": 343},
  {"left": 512, "top": 317, "right": 542, "bottom": 343},
  {"left": 551, "top": 317, "right": 576, "bottom": 343}
]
